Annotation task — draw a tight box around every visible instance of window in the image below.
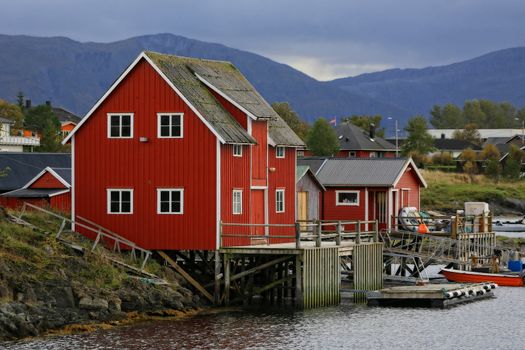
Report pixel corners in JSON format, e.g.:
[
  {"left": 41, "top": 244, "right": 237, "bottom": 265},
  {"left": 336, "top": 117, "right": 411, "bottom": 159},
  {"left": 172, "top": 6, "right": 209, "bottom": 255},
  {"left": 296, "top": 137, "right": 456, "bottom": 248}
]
[
  {"left": 276, "top": 189, "right": 285, "bottom": 213},
  {"left": 158, "top": 113, "right": 183, "bottom": 138},
  {"left": 233, "top": 145, "right": 243, "bottom": 157},
  {"left": 336, "top": 191, "right": 359, "bottom": 206},
  {"left": 369, "top": 152, "right": 377, "bottom": 158},
  {"left": 157, "top": 189, "right": 184, "bottom": 214},
  {"left": 297, "top": 150, "right": 305, "bottom": 157},
  {"left": 276, "top": 146, "right": 285, "bottom": 158},
  {"left": 349, "top": 151, "right": 356, "bottom": 157},
  {"left": 232, "top": 190, "right": 243, "bottom": 215},
  {"left": 108, "top": 114, "right": 133, "bottom": 138},
  {"left": 107, "top": 189, "right": 133, "bottom": 214}
]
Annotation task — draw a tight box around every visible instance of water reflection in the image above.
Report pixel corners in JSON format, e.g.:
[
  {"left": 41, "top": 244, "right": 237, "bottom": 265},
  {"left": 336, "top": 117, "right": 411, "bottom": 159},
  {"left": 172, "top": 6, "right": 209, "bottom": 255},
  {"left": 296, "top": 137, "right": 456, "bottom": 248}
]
[{"left": 5, "top": 288, "right": 525, "bottom": 350}]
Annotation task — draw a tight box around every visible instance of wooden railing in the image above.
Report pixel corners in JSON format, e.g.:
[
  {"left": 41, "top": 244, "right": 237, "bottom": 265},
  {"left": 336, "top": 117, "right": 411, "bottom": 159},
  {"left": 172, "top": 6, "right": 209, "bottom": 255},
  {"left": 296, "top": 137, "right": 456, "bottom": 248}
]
[
  {"left": 220, "top": 220, "right": 379, "bottom": 248},
  {"left": 15, "top": 202, "right": 152, "bottom": 271},
  {"left": 391, "top": 213, "right": 493, "bottom": 238}
]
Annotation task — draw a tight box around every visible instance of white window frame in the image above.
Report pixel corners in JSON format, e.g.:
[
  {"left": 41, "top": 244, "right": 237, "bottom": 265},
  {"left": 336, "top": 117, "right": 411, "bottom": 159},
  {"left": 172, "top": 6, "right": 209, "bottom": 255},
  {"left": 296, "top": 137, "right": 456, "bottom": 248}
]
[
  {"left": 107, "top": 113, "right": 134, "bottom": 139},
  {"left": 335, "top": 190, "right": 360, "bottom": 206},
  {"left": 157, "top": 113, "right": 184, "bottom": 138},
  {"left": 276, "top": 189, "right": 285, "bottom": 213},
  {"left": 349, "top": 151, "right": 356, "bottom": 157},
  {"left": 369, "top": 152, "right": 378, "bottom": 158},
  {"left": 107, "top": 189, "right": 134, "bottom": 214},
  {"left": 157, "top": 188, "right": 184, "bottom": 214},
  {"left": 233, "top": 144, "right": 243, "bottom": 157},
  {"left": 276, "top": 146, "right": 285, "bottom": 158},
  {"left": 232, "top": 189, "right": 243, "bottom": 215},
  {"left": 297, "top": 150, "right": 305, "bottom": 157}
]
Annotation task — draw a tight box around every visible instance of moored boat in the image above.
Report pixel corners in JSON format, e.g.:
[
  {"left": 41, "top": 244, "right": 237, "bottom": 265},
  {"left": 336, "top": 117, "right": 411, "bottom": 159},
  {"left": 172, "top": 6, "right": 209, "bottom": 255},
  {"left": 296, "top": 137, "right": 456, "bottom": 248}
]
[{"left": 440, "top": 268, "right": 524, "bottom": 287}]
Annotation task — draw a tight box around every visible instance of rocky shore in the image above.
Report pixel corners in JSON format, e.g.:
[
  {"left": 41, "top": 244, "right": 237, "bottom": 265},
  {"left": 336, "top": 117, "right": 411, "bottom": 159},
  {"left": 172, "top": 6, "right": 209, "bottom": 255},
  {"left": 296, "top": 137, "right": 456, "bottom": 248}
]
[{"left": 0, "top": 213, "right": 201, "bottom": 341}]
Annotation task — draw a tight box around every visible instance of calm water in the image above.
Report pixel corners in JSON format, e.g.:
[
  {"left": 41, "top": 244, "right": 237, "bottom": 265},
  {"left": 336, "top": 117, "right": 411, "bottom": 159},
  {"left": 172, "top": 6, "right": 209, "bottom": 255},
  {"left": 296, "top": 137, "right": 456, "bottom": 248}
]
[{"left": 5, "top": 287, "right": 525, "bottom": 350}]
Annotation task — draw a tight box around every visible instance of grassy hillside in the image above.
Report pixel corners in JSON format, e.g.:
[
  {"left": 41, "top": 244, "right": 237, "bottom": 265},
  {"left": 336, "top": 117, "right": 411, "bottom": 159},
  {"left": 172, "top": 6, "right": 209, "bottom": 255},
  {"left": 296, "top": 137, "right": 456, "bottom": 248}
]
[
  {"left": 0, "top": 210, "right": 197, "bottom": 340},
  {"left": 420, "top": 170, "right": 525, "bottom": 214}
]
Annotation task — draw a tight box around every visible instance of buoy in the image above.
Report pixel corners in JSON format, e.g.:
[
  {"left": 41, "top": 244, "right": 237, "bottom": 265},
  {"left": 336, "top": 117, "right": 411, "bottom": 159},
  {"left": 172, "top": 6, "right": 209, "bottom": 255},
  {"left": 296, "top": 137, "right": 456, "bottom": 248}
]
[{"left": 417, "top": 223, "right": 429, "bottom": 234}]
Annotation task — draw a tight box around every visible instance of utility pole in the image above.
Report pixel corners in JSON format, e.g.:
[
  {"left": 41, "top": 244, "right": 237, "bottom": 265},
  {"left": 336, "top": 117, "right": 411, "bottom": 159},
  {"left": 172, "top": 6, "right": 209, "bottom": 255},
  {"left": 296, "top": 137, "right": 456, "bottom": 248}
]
[{"left": 388, "top": 117, "right": 399, "bottom": 157}]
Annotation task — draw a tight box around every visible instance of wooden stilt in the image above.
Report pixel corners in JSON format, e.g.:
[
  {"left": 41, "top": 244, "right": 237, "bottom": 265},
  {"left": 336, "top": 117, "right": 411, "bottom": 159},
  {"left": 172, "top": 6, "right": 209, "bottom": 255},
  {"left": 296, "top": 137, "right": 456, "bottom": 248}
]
[
  {"left": 214, "top": 250, "right": 221, "bottom": 305},
  {"left": 224, "top": 254, "right": 231, "bottom": 306}
]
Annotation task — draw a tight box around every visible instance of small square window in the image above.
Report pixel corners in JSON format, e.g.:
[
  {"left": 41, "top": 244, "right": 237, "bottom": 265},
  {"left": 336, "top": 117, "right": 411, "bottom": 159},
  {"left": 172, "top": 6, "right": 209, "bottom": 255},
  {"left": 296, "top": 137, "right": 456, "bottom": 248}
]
[
  {"left": 108, "top": 114, "right": 133, "bottom": 138},
  {"left": 349, "top": 151, "right": 356, "bottom": 158},
  {"left": 233, "top": 145, "right": 243, "bottom": 157},
  {"left": 369, "top": 152, "right": 378, "bottom": 158},
  {"left": 276, "top": 146, "right": 285, "bottom": 158},
  {"left": 158, "top": 114, "right": 183, "bottom": 138},
  {"left": 276, "top": 189, "right": 285, "bottom": 213},
  {"left": 107, "top": 189, "right": 133, "bottom": 214},
  {"left": 297, "top": 150, "right": 305, "bottom": 157},
  {"left": 157, "top": 189, "right": 184, "bottom": 214},
  {"left": 232, "top": 190, "right": 243, "bottom": 215},
  {"left": 336, "top": 191, "right": 359, "bottom": 206}
]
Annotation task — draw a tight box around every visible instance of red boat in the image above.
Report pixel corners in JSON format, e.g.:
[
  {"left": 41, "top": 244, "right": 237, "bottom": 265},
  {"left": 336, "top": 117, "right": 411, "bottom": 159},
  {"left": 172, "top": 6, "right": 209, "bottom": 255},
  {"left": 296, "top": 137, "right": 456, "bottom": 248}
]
[{"left": 440, "top": 268, "right": 525, "bottom": 287}]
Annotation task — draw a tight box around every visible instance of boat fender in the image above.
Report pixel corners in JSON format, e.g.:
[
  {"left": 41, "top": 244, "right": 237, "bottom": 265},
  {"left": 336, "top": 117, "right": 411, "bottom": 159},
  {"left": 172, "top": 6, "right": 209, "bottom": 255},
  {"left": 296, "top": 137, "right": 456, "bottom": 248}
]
[
  {"left": 446, "top": 292, "right": 454, "bottom": 298},
  {"left": 492, "top": 283, "right": 498, "bottom": 289},
  {"left": 483, "top": 285, "right": 490, "bottom": 291},
  {"left": 453, "top": 291, "right": 460, "bottom": 297}
]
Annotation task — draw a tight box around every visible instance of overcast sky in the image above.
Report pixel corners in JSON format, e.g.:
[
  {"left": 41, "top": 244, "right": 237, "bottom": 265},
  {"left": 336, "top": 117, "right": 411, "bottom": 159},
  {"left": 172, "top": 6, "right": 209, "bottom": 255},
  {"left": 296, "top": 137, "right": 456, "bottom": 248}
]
[{"left": 2, "top": 0, "right": 525, "bottom": 80}]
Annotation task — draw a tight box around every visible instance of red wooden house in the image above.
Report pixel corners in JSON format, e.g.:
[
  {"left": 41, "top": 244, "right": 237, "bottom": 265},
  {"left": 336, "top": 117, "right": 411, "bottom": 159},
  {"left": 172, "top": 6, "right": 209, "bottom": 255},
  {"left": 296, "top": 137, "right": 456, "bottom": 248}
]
[
  {"left": 0, "top": 167, "right": 71, "bottom": 212},
  {"left": 298, "top": 157, "right": 426, "bottom": 230},
  {"left": 63, "top": 51, "right": 304, "bottom": 250}
]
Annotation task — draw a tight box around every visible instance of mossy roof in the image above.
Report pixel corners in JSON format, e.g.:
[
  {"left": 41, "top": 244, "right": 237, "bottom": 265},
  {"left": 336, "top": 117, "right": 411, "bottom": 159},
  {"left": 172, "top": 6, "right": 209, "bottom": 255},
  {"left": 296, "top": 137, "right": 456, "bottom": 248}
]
[{"left": 145, "top": 51, "right": 304, "bottom": 147}]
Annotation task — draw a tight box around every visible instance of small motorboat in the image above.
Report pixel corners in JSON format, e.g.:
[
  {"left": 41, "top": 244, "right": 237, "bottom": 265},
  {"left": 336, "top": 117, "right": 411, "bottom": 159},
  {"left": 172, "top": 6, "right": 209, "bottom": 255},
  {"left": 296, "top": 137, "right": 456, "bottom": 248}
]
[{"left": 440, "top": 268, "right": 524, "bottom": 287}]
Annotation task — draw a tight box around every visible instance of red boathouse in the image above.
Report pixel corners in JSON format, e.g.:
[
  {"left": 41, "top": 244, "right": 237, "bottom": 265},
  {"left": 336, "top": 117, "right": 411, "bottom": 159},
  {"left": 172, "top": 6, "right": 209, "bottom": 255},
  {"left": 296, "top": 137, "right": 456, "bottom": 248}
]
[
  {"left": 0, "top": 167, "right": 71, "bottom": 212},
  {"left": 298, "top": 157, "right": 427, "bottom": 230},
  {"left": 63, "top": 51, "right": 304, "bottom": 250}
]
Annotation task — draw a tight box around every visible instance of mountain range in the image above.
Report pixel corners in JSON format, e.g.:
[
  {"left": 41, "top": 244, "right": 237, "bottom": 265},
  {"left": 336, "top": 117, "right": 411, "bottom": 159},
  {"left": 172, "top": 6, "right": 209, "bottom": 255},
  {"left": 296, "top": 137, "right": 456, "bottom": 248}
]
[{"left": 1, "top": 33, "right": 525, "bottom": 125}]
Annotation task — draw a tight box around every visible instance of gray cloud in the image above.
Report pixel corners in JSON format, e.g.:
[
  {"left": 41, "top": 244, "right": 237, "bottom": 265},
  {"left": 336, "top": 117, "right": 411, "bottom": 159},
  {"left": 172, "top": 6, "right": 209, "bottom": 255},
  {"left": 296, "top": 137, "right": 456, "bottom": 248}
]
[{"left": 2, "top": 0, "right": 525, "bottom": 80}]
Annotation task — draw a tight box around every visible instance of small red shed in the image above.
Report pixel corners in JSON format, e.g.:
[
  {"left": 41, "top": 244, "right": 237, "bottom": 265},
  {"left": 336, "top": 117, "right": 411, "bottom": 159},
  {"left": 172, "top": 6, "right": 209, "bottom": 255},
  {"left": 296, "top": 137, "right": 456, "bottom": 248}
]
[
  {"left": 63, "top": 51, "right": 304, "bottom": 250},
  {"left": 0, "top": 167, "right": 71, "bottom": 212},
  {"left": 298, "top": 157, "right": 427, "bottom": 231}
]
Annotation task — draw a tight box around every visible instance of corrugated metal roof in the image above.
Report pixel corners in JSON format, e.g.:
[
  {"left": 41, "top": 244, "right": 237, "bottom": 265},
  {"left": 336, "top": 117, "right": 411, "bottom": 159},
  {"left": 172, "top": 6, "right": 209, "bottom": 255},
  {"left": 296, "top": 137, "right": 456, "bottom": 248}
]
[
  {"left": 434, "top": 138, "right": 482, "bottom": 151},
  {"left": 1, "top": 188, "right": 68, "bottom": 198},
  {"left": 49, "top": 167, "right": 71, "bottom": 186},
  {"left": 297, "top": 157, "right": 328, "bottom": 175},
  {"left": 146, "top": 52, "right": 304, "bottom": 147},
  {"left": 296, "top": 165, "right": 310, "bottom": 182},
  {"left": 0, "top": 153, "right": 71, "bottom": 191},
  {"left": 316, "top": 158, "right": 408, "bottom": 187},
  {"left": 336, "top": 123, "right": 396, "bottom": 151}
]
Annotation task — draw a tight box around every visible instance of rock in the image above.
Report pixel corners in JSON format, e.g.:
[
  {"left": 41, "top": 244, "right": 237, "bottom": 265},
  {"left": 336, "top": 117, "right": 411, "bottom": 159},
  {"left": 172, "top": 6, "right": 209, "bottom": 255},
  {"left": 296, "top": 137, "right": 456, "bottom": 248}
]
[
  {"left": 53, "top": 287, "right": 75, "bottom": 308},
  {"left": 79, "top": 297, "right": 108, "bottom": 311},
  {"left": 108, "top": 298, "right": 121, "bottom": 312}
]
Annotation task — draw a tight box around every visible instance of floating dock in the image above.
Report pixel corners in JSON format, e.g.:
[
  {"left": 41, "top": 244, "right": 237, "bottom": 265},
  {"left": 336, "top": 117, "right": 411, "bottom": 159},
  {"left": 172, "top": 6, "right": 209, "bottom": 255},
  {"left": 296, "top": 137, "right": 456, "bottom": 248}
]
[{"left": 367, "top": 283, "right": 497, "bottom": 308}]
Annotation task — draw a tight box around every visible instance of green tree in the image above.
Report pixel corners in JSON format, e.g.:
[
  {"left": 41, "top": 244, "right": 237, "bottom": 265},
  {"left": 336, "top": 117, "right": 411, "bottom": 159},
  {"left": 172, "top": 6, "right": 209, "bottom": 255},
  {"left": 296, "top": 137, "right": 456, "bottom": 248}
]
[
  {"left": 401, "top": 116, "right": 435, "bottom": 156},
  {"left": 39, "top": 120, "right": 63, "bottom": 152},
  {"left": 0, "top": 99, "right": 24, "bottom": 130},
  {"left": 341, "top": 115, "right": 385, "bottom": 138},
  {"left": 16, "top": 91, "right": 24, "bottom": 110},
  {"left": 271, "top": 102, "right": 309, "bottom": 141},
  {"left": 463, "top": 100, "right": 486, "bottom": 126},
  {"left": 452, "top": 123, "right": 481, "bottom": 145},
  {"left": 503, "top": 145, "right": 523, "bottom": 180},
  {"left": 460, "top": 148, "right": 478, "bottom": 175},
  {"left": 430, "top": 104, "right": 464, "bottom": 129},
  {"left": 24, "top": 103, "right": 63, "bottom": 152},
  {"left": 480, "top": 143, "right": 500, "bottom": 161},
  {"left": 480, "top": 144, "right": 502, "bottom": 180},
  {"left": 306, "top": 118, "right": 340, "bottom": 156}
]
